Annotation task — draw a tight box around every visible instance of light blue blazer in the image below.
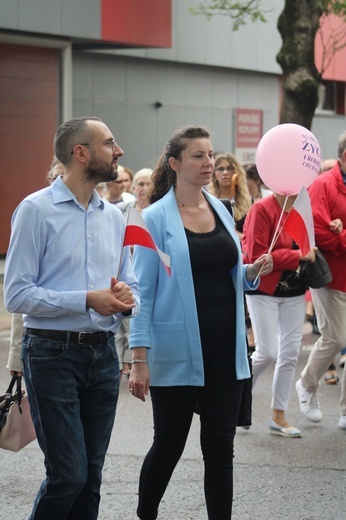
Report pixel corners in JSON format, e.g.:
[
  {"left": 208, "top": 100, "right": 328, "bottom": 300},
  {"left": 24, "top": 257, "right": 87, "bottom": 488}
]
[{"left": 129, "top": 187, "right": 258, "bottom": 386}]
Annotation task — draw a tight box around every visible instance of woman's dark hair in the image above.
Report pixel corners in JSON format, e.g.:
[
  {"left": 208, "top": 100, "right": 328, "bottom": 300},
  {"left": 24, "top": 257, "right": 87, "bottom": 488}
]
[
  {"left": 243, "top": 163, "right": 260, "bottom": 182},
  {"left": 150, "top": 125, "right": 210, "bottom": 203}
]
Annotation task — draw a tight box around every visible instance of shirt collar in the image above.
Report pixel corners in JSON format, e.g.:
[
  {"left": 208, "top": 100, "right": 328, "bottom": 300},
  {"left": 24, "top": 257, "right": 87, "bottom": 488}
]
[{"left": 51, "top": 176, "right": 105, "bottom": 210}]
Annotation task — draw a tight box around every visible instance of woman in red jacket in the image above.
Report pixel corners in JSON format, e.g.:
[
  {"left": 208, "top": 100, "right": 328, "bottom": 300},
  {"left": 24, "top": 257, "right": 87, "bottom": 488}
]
[{"left": 242, "top": 193, "right": 316, "bottom": 437}]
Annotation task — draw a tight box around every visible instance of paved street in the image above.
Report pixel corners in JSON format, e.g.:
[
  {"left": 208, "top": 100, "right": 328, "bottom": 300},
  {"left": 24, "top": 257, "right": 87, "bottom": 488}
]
[{"left": 0, "top": 265, "right": 345, "bottom": 519}]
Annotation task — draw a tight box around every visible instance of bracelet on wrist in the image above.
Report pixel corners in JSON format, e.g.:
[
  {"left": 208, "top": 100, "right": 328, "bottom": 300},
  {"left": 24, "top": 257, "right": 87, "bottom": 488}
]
[{"left": 131, "top": 359, "right": 147, "bottom": 364}]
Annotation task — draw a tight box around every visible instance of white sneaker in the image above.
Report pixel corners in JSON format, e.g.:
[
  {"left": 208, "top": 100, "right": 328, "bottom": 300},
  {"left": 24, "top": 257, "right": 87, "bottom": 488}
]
[
  {"left": 338, "top": 415, "right": 346, "bottom": 430},
  {"left": 295, "top": 378, "right": 322, "bottom": 423}
]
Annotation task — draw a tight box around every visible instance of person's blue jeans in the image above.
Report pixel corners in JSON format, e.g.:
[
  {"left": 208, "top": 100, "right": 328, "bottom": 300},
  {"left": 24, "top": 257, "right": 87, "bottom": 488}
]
[{"left": 22, "top": 331, "right": 119, "bottom": 520}]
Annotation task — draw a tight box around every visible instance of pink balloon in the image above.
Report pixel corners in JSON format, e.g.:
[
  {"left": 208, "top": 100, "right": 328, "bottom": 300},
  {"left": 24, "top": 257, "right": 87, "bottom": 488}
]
[{"left": 256, "top": 123, "right": 322, "bottom": 196}]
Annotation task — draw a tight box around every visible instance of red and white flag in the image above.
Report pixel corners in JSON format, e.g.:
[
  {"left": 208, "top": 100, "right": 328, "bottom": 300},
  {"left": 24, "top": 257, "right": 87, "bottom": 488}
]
[
  {"left": 283, "top": 186, "right": 315, "bottom": 256},
  {"left": 123, "top": 206, "right": 171, "bottom": 276}
]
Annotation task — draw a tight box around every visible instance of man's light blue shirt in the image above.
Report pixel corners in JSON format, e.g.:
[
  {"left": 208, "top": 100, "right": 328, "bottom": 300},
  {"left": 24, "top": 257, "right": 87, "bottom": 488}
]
[{"left": 4, "top": 176, "right": 139, "bottom": 332}]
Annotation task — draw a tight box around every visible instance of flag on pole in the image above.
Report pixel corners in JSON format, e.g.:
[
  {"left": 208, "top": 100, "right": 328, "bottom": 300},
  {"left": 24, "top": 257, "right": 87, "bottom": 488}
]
[
  {"left": 283, "top": 186, "right": 315, "bottom": 256},
  {"left": 123, "top": 206, "right": 171, "bottom": 276}
]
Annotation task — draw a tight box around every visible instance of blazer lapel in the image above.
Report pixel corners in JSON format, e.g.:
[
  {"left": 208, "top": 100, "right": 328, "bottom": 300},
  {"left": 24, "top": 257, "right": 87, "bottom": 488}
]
[{"left": 163, "top": 187, "right": 193, "bottom": 283}]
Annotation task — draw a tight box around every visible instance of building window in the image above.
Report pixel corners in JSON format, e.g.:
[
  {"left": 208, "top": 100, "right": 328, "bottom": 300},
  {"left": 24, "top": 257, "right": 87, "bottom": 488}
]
[
  {"left": 317, "top": 80, "right": 345, "bottom": 114},
  {"left": 318, "top": 81, "right": 335, "bottom": 111}
]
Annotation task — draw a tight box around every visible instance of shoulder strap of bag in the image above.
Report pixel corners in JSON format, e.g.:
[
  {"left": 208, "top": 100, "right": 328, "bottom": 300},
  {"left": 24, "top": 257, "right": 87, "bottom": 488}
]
[
  {"left": 220, "top": 198, "right": 234, "bottom": 218},
  {"left": 6, "top": 374, "right": 18, "bottom": 394},
  {"left": 221, "top": 198, "right": 251, "bottom": 358},
  {"left": 5, "top": 374, "right": 22, "bottom": 411}
]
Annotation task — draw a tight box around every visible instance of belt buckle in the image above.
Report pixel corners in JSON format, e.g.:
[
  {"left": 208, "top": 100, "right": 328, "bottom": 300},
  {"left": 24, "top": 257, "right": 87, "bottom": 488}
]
[{"left": 78, "top": 332, "right": 91, "bottom": 344}]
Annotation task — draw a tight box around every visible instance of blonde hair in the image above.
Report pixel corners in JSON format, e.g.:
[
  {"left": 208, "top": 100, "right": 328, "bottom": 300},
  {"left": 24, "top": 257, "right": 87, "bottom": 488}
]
[
  {"left": 209, "top": 153, "right": 252, "bottom": 221},
  {"left": 320, "top": 158, "right": 336, "bottom": 173},
  {"left": 132, "top": 168, "right": 153, "bottom": 185}
]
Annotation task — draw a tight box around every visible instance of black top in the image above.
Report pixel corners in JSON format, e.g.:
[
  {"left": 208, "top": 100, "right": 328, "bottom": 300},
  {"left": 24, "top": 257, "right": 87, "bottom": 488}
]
[{"left": 185, "top": 211, "right": 238, "bottom": 386}]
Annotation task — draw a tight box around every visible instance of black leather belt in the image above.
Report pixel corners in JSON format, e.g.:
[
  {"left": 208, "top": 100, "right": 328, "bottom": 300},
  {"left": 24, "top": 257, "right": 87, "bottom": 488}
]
[{"left": 26, "top": 328, "right": 114, "bottom": 345}]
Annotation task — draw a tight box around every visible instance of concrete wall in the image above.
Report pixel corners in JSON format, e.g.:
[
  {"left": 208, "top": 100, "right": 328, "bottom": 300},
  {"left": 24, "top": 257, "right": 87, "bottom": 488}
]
[
  {"left": 72, "top": 49, "right": 345, "bottom": 170},
  {"left": 103, "top": 0, "right": 283, "bottom": 75},
  {"left": 0, "top": 0, "right": 100, "bottom": 39},
  {"left": 312, "top": 115, "right": 346, "bottom": 161},
  {"left": 0, "top": 0, "right": 171, "bottom": 47},
  {"left": 72, "top": 51, "right": 280, "bottom": 172}
]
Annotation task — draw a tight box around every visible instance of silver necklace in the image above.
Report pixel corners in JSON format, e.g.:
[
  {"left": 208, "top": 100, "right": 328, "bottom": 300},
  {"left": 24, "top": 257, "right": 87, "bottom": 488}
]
[{"left": 176, "top": 194, "right": 204, "bottom": 208}]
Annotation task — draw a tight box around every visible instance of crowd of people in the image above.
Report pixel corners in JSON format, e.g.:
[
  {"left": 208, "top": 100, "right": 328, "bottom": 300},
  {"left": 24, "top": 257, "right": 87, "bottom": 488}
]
[{"left": 3, "top": 116, "right": 346, "bottom": 520}]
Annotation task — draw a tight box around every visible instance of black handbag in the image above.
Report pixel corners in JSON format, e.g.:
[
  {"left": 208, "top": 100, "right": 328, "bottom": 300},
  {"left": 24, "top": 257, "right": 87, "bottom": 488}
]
[
  {"left": 194, "top": 355, "right": 252, "bottom": 427},
  {"left": 300, "top": 249, "right": 332, "bottom": 289},
  {"left": 236, "top": 354, "right": 252, "bottom": 427}
]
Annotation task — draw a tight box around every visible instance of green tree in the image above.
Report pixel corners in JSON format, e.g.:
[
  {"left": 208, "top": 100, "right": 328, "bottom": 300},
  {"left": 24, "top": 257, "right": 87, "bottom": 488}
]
[{"left": 191, "top": 1, "right": 346, "bottom": 129}]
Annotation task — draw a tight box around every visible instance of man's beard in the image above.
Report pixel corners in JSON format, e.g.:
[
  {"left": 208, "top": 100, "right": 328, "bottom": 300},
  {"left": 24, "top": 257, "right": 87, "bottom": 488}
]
[{"left": 86, "top": 154, "right": 118, "bottom": 183}]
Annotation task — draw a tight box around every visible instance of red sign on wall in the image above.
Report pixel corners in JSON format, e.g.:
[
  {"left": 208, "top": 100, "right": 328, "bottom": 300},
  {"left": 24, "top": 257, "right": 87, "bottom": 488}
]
[
  {"left": 235, "top": 109, "right": 263, "bottom": 147},
  {"left": 234, "top": 108, "right": 263, "bottom": 162},
  {"left": 101, "top": 0, "right": 172, "bottom": 48}
]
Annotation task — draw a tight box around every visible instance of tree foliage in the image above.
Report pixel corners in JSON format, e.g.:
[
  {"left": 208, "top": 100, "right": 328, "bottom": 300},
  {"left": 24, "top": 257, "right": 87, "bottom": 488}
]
[
  {"left": 191, "top": 1, "right": 346, "bottom": 29},
  {"left": 189, "top": 1, "right": 267, "bottom": 30},
  {"left": 190, "top": 0, "right": 346, "bottom": 128}
]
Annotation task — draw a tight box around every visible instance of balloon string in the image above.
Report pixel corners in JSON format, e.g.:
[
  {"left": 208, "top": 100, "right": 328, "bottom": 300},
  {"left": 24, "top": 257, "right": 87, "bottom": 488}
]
[{"left": 253, "top": 195, "right": 289, "bottom": 284}]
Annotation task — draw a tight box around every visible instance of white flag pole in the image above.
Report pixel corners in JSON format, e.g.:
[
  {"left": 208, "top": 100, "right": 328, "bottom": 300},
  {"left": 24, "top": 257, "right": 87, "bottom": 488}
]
[
  {"left": 116, "top": 207, "right": 131, "bottom": 280},
  {"left": 253, "top": 195, "right": 289, "bottom": 284}
]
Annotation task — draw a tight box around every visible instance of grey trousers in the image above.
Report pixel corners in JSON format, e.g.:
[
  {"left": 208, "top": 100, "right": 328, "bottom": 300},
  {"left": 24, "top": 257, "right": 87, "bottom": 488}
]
[{"left": 301, "top": 286, "right": 346, "bottom": 415}]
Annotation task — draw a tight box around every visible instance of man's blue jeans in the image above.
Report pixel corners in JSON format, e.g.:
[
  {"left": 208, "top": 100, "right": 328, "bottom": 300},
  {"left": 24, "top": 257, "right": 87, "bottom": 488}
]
[{"left": 22, "top": 331, "right": 119, "bottom": 520}]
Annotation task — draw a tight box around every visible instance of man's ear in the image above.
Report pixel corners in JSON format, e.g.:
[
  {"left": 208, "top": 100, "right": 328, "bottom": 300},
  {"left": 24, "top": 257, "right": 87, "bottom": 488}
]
[{"left": 72, "top": 145, "right": 88, "bottom": 164}]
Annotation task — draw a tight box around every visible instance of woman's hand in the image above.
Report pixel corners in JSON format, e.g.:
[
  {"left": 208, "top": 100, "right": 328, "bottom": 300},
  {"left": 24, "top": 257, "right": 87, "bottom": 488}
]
[
  {"left": 330, "top": 219, "right": 343, "bottom": 234},
  {"left": 246, "top": 254, "right": 273, "bottom": 281},
  {"left": 128, "top": 348, "right": 150, "bottom": 402},
  {"left": 10, "top": 370, "right": 23, "bottom": 377},
  {"left": 300, "top": 246, "right": 317, "bottom": 263}
]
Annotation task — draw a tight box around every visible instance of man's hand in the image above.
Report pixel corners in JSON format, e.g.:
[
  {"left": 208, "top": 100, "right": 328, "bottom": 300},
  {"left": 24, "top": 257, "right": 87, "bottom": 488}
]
[
  {"left": 86, "top": 277, "right": 135, "bottom": 316},
  {"left": 110, "top": 276, "right": 135, "bottom": 305}
]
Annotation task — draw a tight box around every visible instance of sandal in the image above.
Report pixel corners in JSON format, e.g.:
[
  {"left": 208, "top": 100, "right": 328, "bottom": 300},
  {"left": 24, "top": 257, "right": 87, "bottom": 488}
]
[{"left": 324, "top": 364, "right": 339, "bottom": 385}]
